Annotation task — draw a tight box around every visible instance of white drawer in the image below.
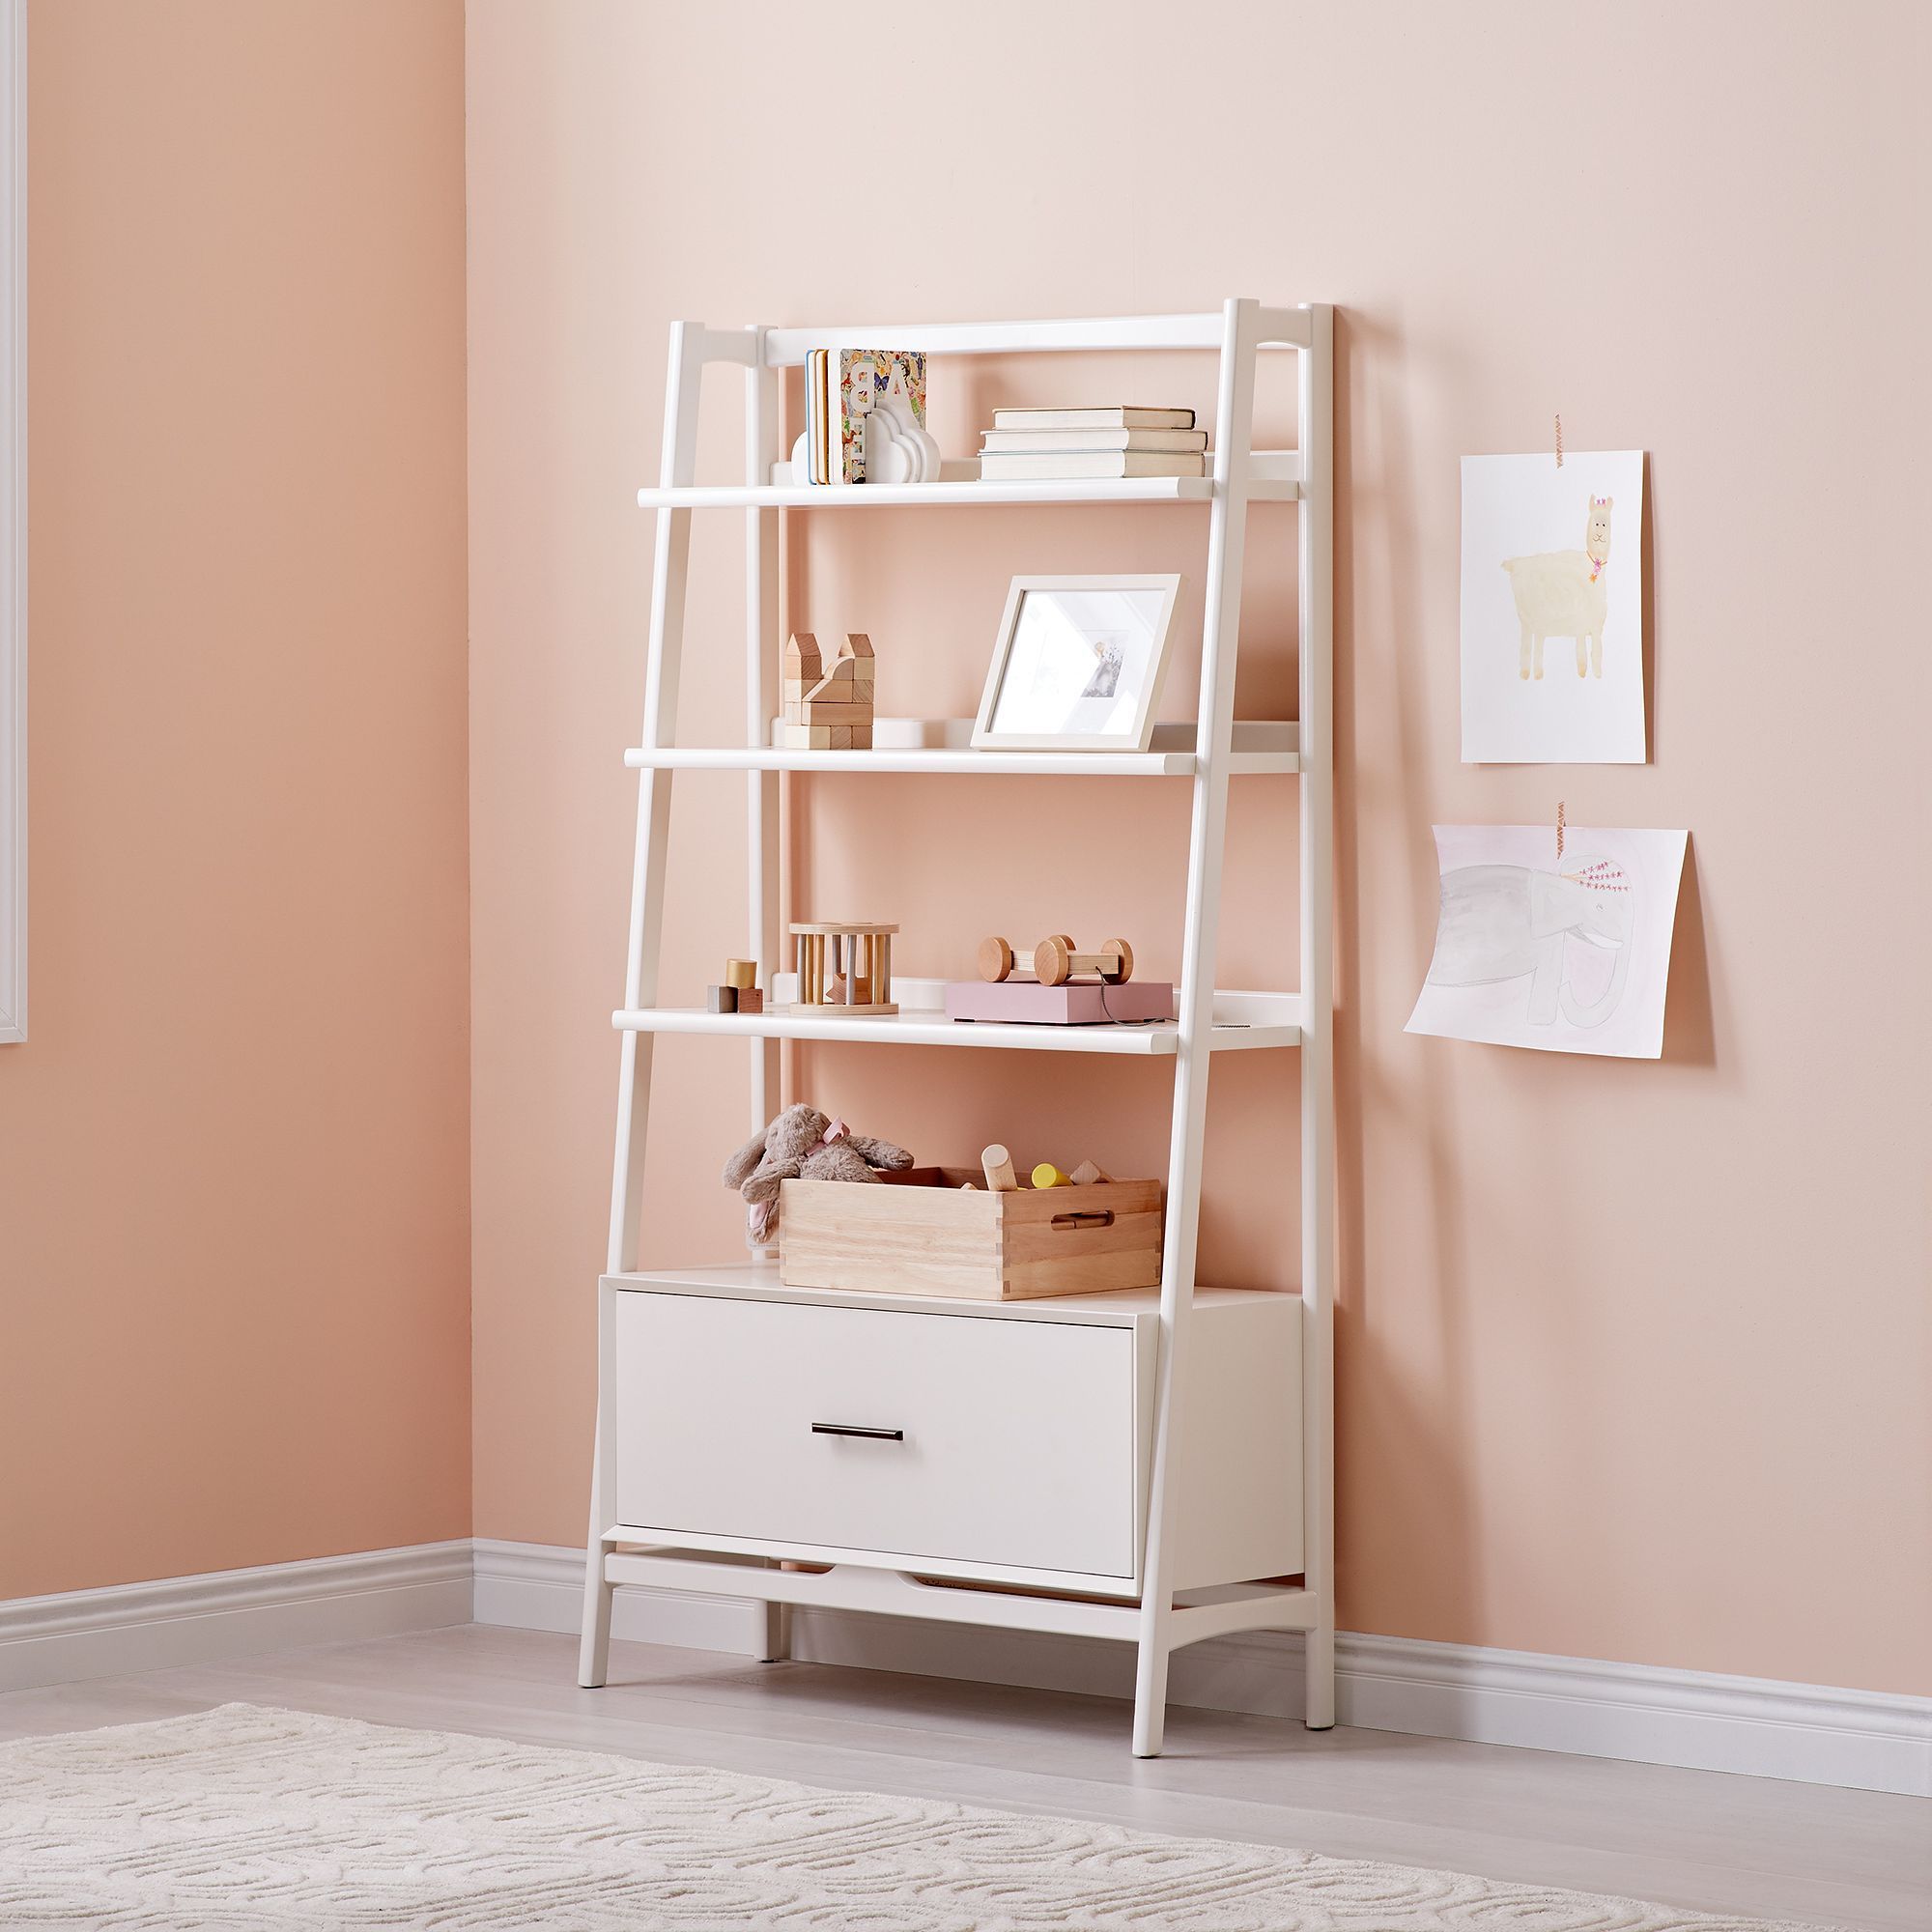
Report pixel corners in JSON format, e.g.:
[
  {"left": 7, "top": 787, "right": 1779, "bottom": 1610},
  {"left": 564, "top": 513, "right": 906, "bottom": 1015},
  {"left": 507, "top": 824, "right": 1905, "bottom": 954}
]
[{"left": 611, "top": 1291, "right": 1139, "bottom": 1578}]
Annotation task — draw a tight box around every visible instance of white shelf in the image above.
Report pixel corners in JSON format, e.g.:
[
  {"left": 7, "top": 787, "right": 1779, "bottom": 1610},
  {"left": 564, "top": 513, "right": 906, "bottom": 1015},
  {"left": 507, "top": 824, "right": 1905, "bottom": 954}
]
[
  {"left": 607, "top": 1263, "right": 1292, "bottom": 1327},
  {"left": 625, "top": 718, "right": 1300, "bottom": 778},
  {"left": 758, "top": 309, "right": 1314, "bottom": 360},
  {"left": 612, "top": 982, "right": 1301, "bottom": 1055},
  {"left": 636, "top": 458, "right": 1300, "bottom": 512}
]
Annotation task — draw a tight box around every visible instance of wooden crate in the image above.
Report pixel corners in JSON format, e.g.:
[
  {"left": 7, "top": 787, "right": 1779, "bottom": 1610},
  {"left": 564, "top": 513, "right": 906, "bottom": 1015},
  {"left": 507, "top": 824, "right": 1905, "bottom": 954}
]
[{"left": 779, "top": 1168, "right": 1163, "bottom": 1301}]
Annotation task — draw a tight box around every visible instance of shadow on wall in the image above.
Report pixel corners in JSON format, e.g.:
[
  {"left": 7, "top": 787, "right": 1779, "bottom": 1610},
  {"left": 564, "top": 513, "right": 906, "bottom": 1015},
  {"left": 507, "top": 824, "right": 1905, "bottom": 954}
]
[
  {"left": 1661, "top": 840, "right": 1713, "bottom": 1069},
  {"left": 1333, "top": 307, "right": 1483, "bottom": 1642},
  {"left": 1640, "top": 456, "right": 1657, "bottom": 762}
]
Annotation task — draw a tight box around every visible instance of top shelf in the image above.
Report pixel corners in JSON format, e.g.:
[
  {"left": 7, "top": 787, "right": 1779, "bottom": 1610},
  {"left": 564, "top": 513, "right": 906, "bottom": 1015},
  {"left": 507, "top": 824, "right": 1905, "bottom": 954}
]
[
  {"left": 757, "top": 308, "right": 1316, "bottom": 361},
  {"left": 637, "top": 454, "right": 1301, "bottom": 512}
]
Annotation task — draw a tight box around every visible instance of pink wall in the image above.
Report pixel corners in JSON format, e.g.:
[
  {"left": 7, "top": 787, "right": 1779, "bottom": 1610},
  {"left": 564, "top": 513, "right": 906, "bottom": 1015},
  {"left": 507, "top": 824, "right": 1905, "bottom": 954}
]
[
  {"left": 466, "top": 0, "right": 1930, "bottom": 1695},
  {"left": 0, "top": 2, "right": 471, "bottom": 1595}
]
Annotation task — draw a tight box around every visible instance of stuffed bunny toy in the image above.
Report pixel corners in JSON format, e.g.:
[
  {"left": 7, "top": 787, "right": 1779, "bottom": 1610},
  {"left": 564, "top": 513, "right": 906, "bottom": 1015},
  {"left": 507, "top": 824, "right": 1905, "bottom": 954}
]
[{"left": 723, "top": 1102, "right": 915, "bottom": 1246}]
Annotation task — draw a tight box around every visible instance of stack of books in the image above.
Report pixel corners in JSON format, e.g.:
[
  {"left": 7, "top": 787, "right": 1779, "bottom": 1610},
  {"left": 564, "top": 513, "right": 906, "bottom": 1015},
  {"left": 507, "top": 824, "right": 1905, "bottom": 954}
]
[
  {"left": 801, "top": 349, "right": 931, "bottom": 484},
  {"left": 977, "top": 406, "right": 1208, "bottom": 481}
]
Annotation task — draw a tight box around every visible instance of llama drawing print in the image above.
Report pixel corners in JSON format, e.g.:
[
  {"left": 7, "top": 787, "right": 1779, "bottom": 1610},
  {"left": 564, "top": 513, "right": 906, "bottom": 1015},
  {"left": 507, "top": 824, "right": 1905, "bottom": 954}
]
[
  {"left": 1462, "top": 451, "right": 1646, "bottom": 763},
  {"left": 1503, "top": 494, "right": 1613, "bottom": 680},
  {"left": 1406, "top": 825, "right": 1687, "bottom": 1059}
]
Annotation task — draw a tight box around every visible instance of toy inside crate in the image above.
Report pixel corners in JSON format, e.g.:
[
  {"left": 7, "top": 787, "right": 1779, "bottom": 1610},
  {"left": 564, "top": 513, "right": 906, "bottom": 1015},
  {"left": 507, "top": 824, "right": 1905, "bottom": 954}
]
[{"left": 779, "top": 1168, "right": 1163, "bottom": 1302}]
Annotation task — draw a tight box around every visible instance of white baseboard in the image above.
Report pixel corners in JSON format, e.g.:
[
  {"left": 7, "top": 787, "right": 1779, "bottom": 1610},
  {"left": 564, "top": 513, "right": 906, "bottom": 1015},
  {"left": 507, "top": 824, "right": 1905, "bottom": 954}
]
[
  {"left": 470, "top": 1537, "right": 771, "bottom": 1656},
  {"left": 9, "top": 1540, "right": 1922, "bottom": 1797},
  {"left": 0, "top": 1542, "right": 472, "bottom": 1692},
  {"left": 472, "top": 1540, "right": 1932, "bottom": 1798}
]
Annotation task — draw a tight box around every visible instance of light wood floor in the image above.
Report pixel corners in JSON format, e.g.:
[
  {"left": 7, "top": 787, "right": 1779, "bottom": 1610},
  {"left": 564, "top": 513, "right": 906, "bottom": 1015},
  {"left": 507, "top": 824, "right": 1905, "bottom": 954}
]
[{"left": 1, "top": 1624, "right": 1924, "bottom": 1928}]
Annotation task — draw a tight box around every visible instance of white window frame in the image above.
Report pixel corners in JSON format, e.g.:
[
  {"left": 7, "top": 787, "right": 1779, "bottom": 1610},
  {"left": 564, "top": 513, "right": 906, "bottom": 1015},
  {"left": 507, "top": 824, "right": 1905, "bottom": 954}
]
[{"left": 0, "top": 0, "right": 22, "bottom": 1041}]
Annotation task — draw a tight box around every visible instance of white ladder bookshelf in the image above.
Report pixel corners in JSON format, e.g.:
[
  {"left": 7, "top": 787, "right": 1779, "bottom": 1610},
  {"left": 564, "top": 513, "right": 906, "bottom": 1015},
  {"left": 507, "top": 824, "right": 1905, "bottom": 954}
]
[{"left": 579, "top": 298, "right": 1335, "bottom": 1756}]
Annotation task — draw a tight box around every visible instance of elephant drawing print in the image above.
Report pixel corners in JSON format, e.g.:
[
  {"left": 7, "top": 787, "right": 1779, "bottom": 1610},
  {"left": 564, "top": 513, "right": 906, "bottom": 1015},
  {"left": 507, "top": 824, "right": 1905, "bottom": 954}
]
[
  {"left": 1426, "top": 855, "right": 1634, "bottom": 1029},
  {"left": 1461, "top": 450, "right": 1646, "bottom": 763},
  {"left": 1406, "top": 825, "right": 1688, "bottom": 1058}
]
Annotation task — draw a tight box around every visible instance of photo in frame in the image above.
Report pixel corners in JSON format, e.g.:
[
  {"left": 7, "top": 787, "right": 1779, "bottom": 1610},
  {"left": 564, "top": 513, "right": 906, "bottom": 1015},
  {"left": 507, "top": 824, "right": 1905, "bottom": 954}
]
[{"left": 971, "top": 575, "right": 1181, "bottom": 752}]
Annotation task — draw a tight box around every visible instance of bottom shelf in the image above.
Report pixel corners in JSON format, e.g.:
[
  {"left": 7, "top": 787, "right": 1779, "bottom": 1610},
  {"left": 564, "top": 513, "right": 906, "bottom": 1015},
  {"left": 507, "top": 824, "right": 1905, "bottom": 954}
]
[{"left": 601, "top": 1548, "right": 1315, "bottom": 1652}]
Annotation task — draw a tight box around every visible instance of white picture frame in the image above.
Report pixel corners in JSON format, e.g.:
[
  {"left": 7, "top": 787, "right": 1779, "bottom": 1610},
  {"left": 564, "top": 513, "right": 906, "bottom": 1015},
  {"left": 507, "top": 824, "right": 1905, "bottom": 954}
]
[
  {"left": 971, "top": 574, "right": 1181, "bottom": 753},
  {"left": 0, "top": 0, "right": 23, "bottom": 1043}
]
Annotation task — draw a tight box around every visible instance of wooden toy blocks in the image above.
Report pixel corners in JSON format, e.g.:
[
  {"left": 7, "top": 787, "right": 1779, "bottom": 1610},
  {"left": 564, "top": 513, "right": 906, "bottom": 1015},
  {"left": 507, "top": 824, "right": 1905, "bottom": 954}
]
[
  {"left": 781, "top": 632, "right": 875, "bottom": 748},
  {"left": 777, "top": 722, "right": 873, "bottom": 750},
  {"left": 710, "top": 960, "right": 761, "bottom": 1013}
]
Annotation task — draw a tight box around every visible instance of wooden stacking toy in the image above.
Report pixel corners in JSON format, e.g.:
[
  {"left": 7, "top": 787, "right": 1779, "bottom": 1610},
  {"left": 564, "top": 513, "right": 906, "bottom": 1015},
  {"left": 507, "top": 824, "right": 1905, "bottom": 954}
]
[{"left": 978, "top": 933, "right": 1134, "bottom": 987}]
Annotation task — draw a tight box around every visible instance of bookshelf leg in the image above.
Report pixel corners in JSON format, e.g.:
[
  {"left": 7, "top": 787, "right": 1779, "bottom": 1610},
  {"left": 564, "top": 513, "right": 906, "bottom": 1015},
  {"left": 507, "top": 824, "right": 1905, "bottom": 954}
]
[
  {"left": 1304, "top": 1621, "right": 1335, "bottom": 1729},
  {"left": 754, "top": 1598, "right": 790, "bottom": 1663},
  {"left": 578, "top": 1543, "right": 613, "bottom": 1689},
  {"left": 1131, "top": 1618, "right": 1172, "bottom": 1757}
]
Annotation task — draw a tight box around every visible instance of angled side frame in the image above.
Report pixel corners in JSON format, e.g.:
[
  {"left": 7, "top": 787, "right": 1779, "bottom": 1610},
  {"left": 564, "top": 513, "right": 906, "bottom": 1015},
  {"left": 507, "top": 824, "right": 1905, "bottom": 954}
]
[{"left": 0, "top": 0, "right": 22, "bottom": 1043}]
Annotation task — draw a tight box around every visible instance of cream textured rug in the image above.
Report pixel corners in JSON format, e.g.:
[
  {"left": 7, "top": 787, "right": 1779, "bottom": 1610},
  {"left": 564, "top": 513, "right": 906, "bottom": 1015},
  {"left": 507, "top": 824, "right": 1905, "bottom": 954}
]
[{"left": 0, "top": 1703, "right": 1836, "bottom": 1930}]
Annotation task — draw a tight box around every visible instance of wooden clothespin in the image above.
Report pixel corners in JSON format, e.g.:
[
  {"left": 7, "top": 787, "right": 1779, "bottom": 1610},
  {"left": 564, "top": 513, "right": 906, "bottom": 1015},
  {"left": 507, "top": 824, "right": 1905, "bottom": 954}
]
[{"left": 1554, "top": 413, "right": 1564, "bottom": 469}]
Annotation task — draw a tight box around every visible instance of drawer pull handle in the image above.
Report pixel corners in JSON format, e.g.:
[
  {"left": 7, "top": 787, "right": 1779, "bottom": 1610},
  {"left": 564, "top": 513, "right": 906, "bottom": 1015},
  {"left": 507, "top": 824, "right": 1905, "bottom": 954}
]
[
  {"left": 810, "top": 1422, "right": 904, "bottom": 1441},
  {"left": 1051, "top": 1209, "right": 1114, "bottom": 1231}
]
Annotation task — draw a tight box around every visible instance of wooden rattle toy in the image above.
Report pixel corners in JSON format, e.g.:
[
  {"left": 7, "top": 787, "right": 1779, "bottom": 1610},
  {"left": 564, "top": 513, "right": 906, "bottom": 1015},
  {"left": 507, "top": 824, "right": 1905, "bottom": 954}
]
[
  {"left": 978, "top": 934, "right": 1135, "bottom": 986},
  {"left": 789, "top": 921, "right": 897, "bottom": 1015}
]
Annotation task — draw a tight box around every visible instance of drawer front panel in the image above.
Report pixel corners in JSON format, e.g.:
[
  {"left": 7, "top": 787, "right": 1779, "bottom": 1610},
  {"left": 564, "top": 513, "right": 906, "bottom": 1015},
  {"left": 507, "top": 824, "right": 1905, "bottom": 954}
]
[{"left": 612, "top": 1292, "right": 1138, "bottom": 1578}]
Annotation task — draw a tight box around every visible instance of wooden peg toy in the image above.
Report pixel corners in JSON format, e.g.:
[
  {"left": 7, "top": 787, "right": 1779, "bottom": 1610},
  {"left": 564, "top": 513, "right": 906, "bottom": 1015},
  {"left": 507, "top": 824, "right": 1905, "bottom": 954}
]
[
  {"left": 1068, "top": 1159, "right": 1112, "bottom": 1188},
  {"left": 724, "top": 958, "right": 757, "bottom": 990},
  {"left": 981, "top": 1144, "right": 1018, "bottom": 1192},
  {"left": 1033, "top": 935, "right": 1134, "bottom": 987},
  {"left": 1031, "top": 1163, "right": 1071, "bottom": 1189}
]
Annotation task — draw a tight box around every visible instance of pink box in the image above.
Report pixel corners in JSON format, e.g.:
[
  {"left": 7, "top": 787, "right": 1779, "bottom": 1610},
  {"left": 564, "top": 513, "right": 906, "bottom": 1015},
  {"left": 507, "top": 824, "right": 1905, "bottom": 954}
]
[{"left": 944, "top": 980, "right": 1177, "bottom": 1026}]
